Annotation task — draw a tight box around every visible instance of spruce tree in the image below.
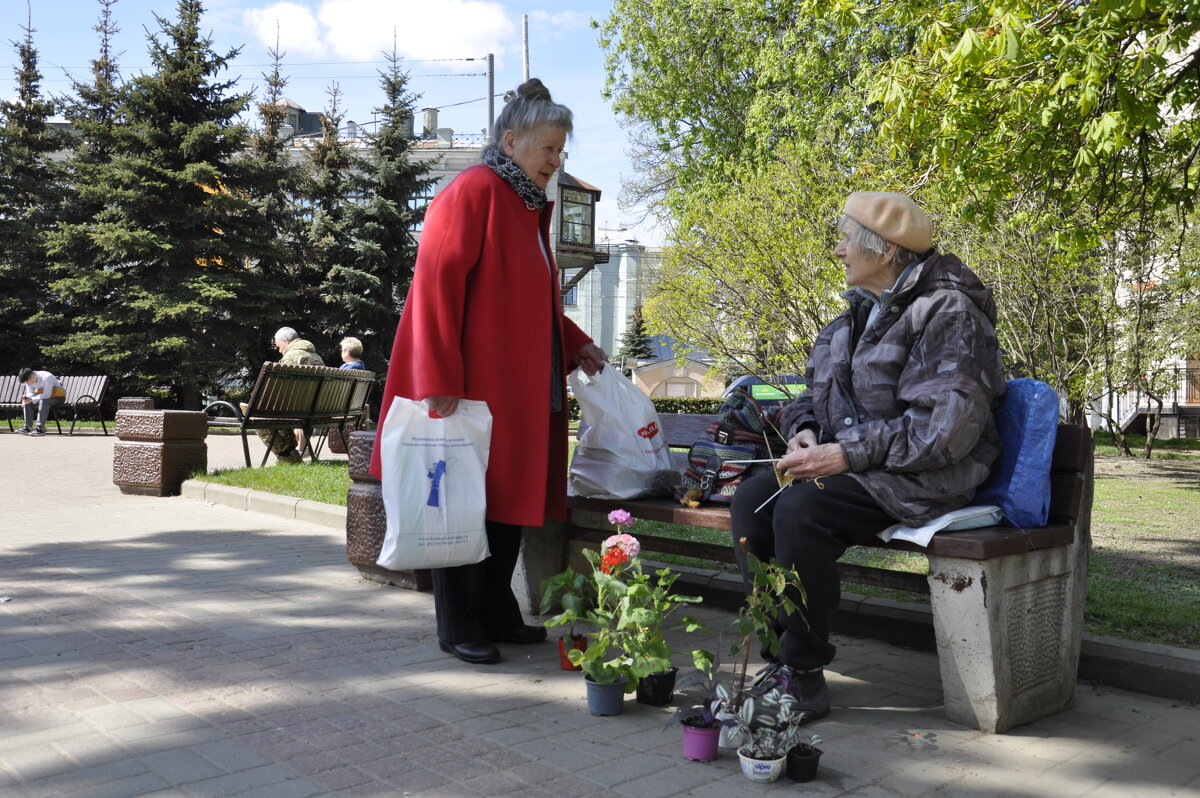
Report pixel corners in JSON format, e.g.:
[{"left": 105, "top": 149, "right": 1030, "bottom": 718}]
[
  {"left": 615, "top": 305, "right": 656, "bottom": 375},
  {"left": 38, "top": 0, "right": 123, "bottom": 371},
  {"left": 0, "top": 21, "right": 69, "bottom": 374},
  {"left": 238, "top": 41, "right": 308, "bottom": 370},
  {"left": 339, "top": 50, "right": 433, "bottom": 375},
  {"left": 45, "top": 0, "right": 281, "bottom": 407},
  {"left": 297, "top": 84, "right": 360, "bottom": 353}
]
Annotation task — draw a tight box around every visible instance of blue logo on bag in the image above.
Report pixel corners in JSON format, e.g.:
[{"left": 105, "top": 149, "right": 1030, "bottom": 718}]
[{"left": 426, "top": 460, "right": 447, "bottom": 508}]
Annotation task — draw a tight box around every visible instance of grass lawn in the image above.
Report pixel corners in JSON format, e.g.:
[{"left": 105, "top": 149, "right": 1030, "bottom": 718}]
[
  {"left": 192, "top": 439, "right": 1200, "bottom": 651},
  {"left": 195, "top": 460, "right": 352, "bottom": 506}
]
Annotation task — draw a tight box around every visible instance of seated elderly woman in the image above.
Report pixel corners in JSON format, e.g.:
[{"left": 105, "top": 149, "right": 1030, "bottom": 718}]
[{"left": 730, "top": 191, "right": 1007, "bottom": 723}]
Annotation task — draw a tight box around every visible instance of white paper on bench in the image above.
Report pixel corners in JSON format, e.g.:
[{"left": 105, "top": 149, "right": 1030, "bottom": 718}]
[{"left": 877, "top": 505, "right": 1003, "bottom": 547}]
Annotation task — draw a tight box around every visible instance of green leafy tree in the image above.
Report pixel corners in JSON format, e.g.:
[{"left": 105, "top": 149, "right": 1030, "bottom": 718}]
[
  {"left": 0, "top": 21, "right": 70, "bottom": 373},
  {"left": 929, "top": 193, "right": 1103, "bottom": 422},
  {"left": 45, "top": 0, "right": 283, "bottom": 407},
  {"left": 858, "top": 0, "right": 1200, "bottom": 242},
  {"left": 615, "top": 305, "right": 656, "bottom": 375},
  {"left": 338, "top": 50, "right": 433, "bottom": 377},
  {"left": 643, "top": 140, "right": 859, "bottom": 383},
  {"left": 596, "top": 0, "right": 916, "bottom": 214}
]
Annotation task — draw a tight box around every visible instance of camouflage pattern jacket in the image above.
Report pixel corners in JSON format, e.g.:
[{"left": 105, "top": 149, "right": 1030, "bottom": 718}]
[{"left": 780, "top": 251, "right": 1007, "bottom": 525}]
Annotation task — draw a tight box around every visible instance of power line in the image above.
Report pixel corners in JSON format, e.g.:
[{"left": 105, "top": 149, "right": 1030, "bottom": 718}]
[{"left": 42, "top": 56, "right": 482, "bottom": 70}]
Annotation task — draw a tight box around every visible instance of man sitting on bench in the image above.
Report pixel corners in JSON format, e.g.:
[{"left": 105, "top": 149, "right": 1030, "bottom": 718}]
[
  {"left": 16, "top": 368, "right": 66, "bottom": 436},
  {"left": 731, "top": 191, "right": 1006, "bottom": 722}
]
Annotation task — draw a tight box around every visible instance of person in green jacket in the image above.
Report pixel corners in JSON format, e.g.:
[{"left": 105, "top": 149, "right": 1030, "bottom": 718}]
[{"left": 251, "top": 327, "right": 325, "bottom": 463}]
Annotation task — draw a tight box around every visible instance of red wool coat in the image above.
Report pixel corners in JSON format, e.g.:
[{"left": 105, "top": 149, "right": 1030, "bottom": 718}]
[{"left": 368, "top": 164, "right": 593, "bottom": 526}]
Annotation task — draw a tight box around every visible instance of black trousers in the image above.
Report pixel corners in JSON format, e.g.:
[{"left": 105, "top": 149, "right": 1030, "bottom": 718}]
[
  {"left": 730, "top": 472, "right": 895, "bottom": 670},
  {"left": 432, "top": 520, "right": 526, "bottom": 644}
]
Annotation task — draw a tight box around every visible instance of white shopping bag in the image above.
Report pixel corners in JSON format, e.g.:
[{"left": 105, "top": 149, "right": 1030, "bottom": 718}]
[
  {"left": 568, "top": 367, "right": 673, "bottom": 499},
  {"left": 376, "top": 397, "right": 492, "bottom": 570}
]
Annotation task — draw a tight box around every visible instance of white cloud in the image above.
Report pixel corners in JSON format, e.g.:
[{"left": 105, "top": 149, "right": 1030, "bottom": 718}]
[
  {"left": 243, "top": 2, "right": 325, "bottom": 56},
  {"left": 530, "top": 10, "right": 592, "bottom": 28},
  {"left": 242, "top": 0, "right": 515, "bottom": 66}
]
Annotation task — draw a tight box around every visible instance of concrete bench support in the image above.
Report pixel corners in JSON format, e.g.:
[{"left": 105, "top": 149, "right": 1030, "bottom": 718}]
[
  {"left": 113, "top": 410, "right": 207, "bottom": 496},
  {"left": 929, "top": 536, "right": 1090, "bottom": 732}
]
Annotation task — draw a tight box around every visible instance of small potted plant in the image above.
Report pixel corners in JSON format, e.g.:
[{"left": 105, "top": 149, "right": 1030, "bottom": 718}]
[
  {"left": 665, "top": 647, "right": 735, "bottom": 762},
  {"left": 717, "top": 539, "right": 809, "bottom": 748},
  {"left": 731, "top": 692, "right": 811, "bottom": 783},
  {"left": 539, "top": 565, "right": 592, "bottom": 670},
  {"left": 543, "top": 510, "right": 705, "bottom": 715},
  {"left": 786, "top": 731, "right": 824, "bottom": 782}
]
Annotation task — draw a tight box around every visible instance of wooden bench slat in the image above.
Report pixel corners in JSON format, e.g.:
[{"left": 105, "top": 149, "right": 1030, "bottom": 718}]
[
  {"left": 570, "top": 495, "right": 734, "bottom": 530},
  {"left": 571, "top": 526, "right": 736, "bottom": 563}
]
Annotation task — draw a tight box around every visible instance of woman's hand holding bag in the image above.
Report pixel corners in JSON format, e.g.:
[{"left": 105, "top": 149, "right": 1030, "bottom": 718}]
[{"left": 376, "top": 397, "right": 492, "bottom": 570}]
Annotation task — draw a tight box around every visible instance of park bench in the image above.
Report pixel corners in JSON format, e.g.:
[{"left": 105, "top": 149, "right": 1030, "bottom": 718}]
[
  {"left": 544, "top": 413, "right": 1095, "bottom": 734},
  {"left": 204, "top": 362, "right": 374, "bottom": 468},
  {"left": 2, "top": 374, "right": 110, "bottom": 434}
]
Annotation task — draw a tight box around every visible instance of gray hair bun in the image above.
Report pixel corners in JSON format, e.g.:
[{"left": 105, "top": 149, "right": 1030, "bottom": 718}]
[{"left": 517, "top": 78, "right": 552, "bottom": 103}]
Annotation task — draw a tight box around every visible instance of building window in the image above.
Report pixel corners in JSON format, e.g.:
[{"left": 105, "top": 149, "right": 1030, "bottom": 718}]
[
  {"left": 559, "top": 188, "right": 594, "bottom": 247},
  {"left": 563, "top": 284, "right": 578, "bottom": 306}
]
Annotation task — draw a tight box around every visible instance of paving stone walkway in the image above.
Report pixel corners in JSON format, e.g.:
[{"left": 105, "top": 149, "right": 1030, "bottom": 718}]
[{"left": 2, "top": 432, "right": 1198, "bottom": 797}]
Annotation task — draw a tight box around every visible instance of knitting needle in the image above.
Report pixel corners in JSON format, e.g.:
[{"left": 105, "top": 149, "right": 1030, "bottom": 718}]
[
  {"left": 754, "top": 483, "right": 789, "bottom": 513},
  {"left": 723, "top": 458, "right": 782, "bottom": 465}
]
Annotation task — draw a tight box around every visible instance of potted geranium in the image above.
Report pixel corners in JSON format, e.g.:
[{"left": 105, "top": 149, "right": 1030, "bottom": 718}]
[{"left": 543, "top": 510, "right": 705, "bottom": 715}]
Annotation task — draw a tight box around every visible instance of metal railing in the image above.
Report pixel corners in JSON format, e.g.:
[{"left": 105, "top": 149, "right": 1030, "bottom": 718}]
[{"left": 1097, "top": 367, "right": 1200, "bottom": 435}]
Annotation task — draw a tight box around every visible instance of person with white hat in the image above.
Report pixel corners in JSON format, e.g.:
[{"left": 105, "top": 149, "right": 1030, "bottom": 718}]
[{"left": 729, "top": 191, "right": 1007, "bottom": 722}]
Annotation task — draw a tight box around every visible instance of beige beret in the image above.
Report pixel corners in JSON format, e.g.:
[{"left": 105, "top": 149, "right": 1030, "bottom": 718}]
[{"left": 843, "top": 191, "right": 932, "bottom": 254}]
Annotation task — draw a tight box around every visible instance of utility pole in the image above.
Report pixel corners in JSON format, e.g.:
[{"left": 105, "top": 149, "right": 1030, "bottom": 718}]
[
  {"left": 522, "top": 15, "right": 530, "bottom": 81},
  {"left": 486, "top": 53, "right": 495, "bottom": 143}
]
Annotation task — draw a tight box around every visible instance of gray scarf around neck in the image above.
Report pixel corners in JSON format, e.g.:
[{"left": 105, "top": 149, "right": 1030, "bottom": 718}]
[{"left": 481, "top": 144, "right": 547, "bottom": 211}]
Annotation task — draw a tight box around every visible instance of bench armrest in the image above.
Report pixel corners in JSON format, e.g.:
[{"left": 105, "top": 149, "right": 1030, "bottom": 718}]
[{"left": 204, "top": 400, "right": 244, "bottom": 422}]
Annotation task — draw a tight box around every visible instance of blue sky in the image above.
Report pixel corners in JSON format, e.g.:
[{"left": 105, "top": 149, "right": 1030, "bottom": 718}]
[{"left": 2, "top": 0, "right": 662, "bottom": 244}]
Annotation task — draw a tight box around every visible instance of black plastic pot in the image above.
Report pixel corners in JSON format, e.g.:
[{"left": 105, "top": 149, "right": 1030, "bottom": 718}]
[
  {"left": 786, "top": 744, "right": 822, "bottom": 782},
  {"left": 635, "top": 666, "right": 678, "bottom": 706}
]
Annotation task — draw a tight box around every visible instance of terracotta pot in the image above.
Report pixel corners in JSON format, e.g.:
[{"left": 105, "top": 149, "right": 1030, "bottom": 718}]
[{"left": 558, "top": 635, "right": 587, "bottom": 670}]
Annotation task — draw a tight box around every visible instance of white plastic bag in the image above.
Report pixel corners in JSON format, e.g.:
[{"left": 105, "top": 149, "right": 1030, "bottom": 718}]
[
  {"left": 376, "top": 397, "right": 492, "bottom": 570},
  {"left": 568, "top": 367, "right": 673, "bottom": 499}
]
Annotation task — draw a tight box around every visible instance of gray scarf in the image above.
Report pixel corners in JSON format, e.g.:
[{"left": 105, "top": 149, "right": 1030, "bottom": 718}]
[{"left": 481, "top": 144, "right": 547, "bottom": 211}]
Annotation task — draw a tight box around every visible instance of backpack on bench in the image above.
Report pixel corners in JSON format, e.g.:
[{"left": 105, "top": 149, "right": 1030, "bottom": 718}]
[{"left": 677, "top": 390, "right": 787, "bottom": 506}]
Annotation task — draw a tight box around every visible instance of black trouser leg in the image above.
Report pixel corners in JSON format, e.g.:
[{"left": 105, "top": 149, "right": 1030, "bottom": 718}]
[
  {"left": 432, "top": 521, "right": 524, "bottom": 643},
  {"left": 731, "top": 472, "right": 895, "bottom": 671}
]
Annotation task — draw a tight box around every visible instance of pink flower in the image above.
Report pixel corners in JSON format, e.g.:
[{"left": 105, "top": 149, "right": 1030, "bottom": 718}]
[
  {"left": 607, "top": 509, "right": 633, "bottom": 527},
  {"left": 602, "top": 533, "right": 641, "bottom": 559}
]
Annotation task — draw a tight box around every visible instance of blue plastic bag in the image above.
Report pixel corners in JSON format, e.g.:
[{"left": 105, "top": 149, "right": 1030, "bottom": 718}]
[{"left": 972, "top": 378, "right": 1059, "bottom": 528}]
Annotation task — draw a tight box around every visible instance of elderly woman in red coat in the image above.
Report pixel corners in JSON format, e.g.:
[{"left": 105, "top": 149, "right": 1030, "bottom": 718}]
[{"left": 370, "top": 79, "right": 607, "bottom": 664}]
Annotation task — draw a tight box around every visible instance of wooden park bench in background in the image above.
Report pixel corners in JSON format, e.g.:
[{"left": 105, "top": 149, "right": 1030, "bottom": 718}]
[
  {"left": 204, "top": 362, "right": 374, "bottom": 468},
  {"left": 2, "top": 374, "right": 110, "bottom": 434},
  {"left": 530, "top": 413, "right": 1095, "bottom": 734}
]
